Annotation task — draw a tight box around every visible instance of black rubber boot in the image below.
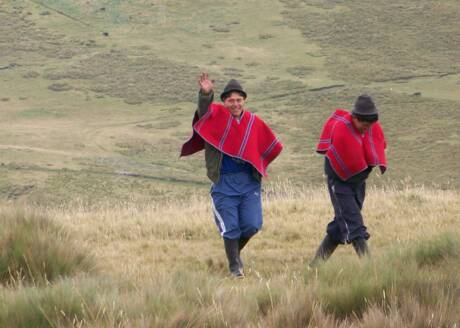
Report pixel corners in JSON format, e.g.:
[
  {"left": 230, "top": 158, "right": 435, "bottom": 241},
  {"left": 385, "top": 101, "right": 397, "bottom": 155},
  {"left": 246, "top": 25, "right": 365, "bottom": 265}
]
[
  {"left": 310, "top": 234, "right": 339, "bottom": 267},
  {"left": 237, "top": 236, "right": 251, "bottom": 272},
  {"left": 224, "top": 238, "right": 244, "bottom": 278},
  {"left": 352, "top": 238, "right": 370, "bottom": 258},
  {"left": 239, "top": 236, "right": 251, "bottom": 252}
]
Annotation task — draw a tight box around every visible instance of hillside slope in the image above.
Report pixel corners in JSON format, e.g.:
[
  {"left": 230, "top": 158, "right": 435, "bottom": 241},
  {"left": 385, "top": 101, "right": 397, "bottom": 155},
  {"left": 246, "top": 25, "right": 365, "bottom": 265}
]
[{"left": 0, "top": 0, "right": 459, "bottom": 204}]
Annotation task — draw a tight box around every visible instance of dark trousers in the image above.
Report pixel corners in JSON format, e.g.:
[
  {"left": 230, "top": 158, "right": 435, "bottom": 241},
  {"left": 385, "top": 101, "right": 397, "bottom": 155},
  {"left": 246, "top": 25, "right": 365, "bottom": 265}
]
[{"left": 326, "top": 176, "right": 370, "bottom": 244}]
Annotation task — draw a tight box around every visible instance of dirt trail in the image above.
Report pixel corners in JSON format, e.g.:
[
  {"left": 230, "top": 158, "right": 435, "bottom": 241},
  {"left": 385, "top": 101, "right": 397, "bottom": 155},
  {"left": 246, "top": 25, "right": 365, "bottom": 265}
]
[{"left": 371, "top": 72, "right": 460, "bottom": 102}]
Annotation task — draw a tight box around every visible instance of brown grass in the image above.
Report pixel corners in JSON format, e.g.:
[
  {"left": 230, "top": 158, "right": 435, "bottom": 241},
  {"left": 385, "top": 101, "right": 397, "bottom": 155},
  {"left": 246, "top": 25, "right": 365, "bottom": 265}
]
[{"left": 1, "top": 184, "right": 458, "bottom": 326}]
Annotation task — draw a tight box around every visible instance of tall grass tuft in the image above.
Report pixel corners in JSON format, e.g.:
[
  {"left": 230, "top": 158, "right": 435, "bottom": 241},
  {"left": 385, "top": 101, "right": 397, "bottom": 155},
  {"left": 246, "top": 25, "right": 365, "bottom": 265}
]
[
  {"left": 0, "top": 207, "right": 96, "bottom": 286},
  {"left": 411, "top": 232, "right": 459, "bottom": 267},
  {"left": 312, "top": 232, "right": 460, "bottom": 320},
  {"left": 0, "top": 278, "right": 122, "bottom": 328}
]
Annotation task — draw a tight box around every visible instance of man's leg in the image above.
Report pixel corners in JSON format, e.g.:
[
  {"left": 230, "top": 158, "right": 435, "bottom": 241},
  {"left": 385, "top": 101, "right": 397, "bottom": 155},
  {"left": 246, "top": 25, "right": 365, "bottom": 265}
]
[
  {"left": 238, "top": 190, "right": 262, "bottom": 238},
  {"left": 239, "top": 236, "right": 251, "bottom": 252},
  {"left": 237, "top": 187, "right": 263, "bottom": 272},
  {"left": 223, "top": 238, "right": 243, "bottom": 277},
  {"left": 310, "top": 234, "right": 339, "bottom": 267},
  {"left": 351, "top": 182, "right": 370, "bottom": 257},
  {"left": 327, "top": 178, "right": 355, "bottom": 243},
  {"left": 352, "top": 238, "right": 370, "bottom": 257},
  {"left": 211, "top": 192, "right": 243, "bottom": 277},
  {"left": 329, "top": 180, "right": 371, "bottom": 256},
  {"left": 310, "top": 178, "right": 345, "bottom": 266}
]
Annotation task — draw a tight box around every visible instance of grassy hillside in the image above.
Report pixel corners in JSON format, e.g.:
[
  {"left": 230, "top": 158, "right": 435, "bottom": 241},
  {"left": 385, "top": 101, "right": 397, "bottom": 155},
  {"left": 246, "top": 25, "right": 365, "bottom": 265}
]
[
  {"left": 0, "top": 185, "right": 459, "bottom": 326},
  {"left": 1, "top": 0, "right": 459, "bottom": 204},
  {"left": 1, "top": 2, "right": 459, "bottom": 326}
]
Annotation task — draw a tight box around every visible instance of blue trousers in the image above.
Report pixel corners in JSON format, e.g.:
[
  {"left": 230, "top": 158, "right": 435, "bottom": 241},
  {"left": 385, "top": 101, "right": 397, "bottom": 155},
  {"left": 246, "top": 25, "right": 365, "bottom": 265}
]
[
  {"left": 326, "top": 176, "right": 370, "bottom": 244},
  {"left": 211, "top": 174, "right": 262, "bottom": 240}
]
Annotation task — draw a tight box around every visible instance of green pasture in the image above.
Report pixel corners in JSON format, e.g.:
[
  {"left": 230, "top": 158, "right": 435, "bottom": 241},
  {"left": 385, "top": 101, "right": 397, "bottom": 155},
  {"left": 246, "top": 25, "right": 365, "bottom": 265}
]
[{"left": 0, "top": 0, "right": 459, "bottom": 204}]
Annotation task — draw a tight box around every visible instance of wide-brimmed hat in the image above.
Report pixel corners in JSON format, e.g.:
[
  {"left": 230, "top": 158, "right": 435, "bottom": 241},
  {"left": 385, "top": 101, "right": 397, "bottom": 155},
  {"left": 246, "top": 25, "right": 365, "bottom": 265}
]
[
  {"left": 352, "top": 95, "right": 378, "bottom": 116},
  {"left": 220, "top": 79, "right": 247, "bottom": 101}
]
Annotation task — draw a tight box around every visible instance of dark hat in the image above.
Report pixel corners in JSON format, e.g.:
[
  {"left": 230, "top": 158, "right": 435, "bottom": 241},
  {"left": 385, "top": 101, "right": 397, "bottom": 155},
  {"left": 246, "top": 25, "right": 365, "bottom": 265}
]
[
  {"left": 220, "top": 79, "right": 247, "bottom": 101},
  {"left": 352, "top": 94, "right": 378, "bottom": 116}
]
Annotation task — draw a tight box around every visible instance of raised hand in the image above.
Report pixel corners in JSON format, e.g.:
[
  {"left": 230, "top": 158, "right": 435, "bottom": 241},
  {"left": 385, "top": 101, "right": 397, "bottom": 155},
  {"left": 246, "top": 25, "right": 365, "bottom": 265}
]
[{"left": 198, "top": 72, "right": 214, "bottom": 95}]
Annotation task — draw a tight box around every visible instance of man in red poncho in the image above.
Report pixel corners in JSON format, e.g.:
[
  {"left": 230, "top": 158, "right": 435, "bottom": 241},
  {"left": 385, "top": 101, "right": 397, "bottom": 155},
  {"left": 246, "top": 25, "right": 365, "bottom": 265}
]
[
  {"left": 310, "top": 95, "right": 387, "bottom": 266},
  {"left": 181, "top": 73, "right": 282, "bottom": 277}
]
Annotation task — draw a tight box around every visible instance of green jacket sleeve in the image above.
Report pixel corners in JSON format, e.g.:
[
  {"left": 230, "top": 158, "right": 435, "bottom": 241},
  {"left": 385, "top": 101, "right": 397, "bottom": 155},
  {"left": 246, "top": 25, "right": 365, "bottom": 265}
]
[{"left": 197, "top": 91, "right": 214, "bottom": 118}]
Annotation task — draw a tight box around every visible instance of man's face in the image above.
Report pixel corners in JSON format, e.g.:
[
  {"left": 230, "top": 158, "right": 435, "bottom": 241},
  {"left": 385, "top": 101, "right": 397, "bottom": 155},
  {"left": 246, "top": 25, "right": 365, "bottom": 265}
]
[
  {"left": 223, "top": 92, "right": 245, "bottom": 117},
  {"left": 352, "top": 117, "right": 375, "bottom": 134}
]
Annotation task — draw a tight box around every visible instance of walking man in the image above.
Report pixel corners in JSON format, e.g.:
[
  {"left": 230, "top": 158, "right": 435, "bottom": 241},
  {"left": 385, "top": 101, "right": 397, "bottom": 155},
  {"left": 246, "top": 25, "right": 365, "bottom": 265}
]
[
  {"left": 181, "top": 73, "right": 282, "bottom": 277},
  {"left": 310, "top": 95, "right": 387, "bottom": 266}
]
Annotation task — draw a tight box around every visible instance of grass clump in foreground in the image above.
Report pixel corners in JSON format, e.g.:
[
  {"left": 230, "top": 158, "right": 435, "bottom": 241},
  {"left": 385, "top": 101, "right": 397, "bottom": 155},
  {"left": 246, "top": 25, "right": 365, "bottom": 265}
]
[
  {"left": 0, "top": 278, "right": 121, "bottom": 328},
  {"left": 0, "top": 232, "right": 458, "bottom": 327},
  {"left": 313, "top": 232, "right": 460, "bottom": 322},
  {"left": 0, "top": 208, "right": 96, "bottom": 286}
]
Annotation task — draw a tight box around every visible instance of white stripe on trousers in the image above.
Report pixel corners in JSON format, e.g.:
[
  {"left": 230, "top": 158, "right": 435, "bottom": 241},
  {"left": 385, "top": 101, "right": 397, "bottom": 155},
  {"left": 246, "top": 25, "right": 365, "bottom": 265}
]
[
  {"left": 331, "top": 184, "right": 350, "bottom": 243},
  {"left": 211, "top": 197, "right": 226, "bottom": 236}
]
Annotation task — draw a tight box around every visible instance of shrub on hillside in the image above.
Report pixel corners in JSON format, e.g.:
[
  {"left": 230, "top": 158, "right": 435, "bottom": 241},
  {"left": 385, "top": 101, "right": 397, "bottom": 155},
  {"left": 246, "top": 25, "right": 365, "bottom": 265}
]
[{"left": 0, "top": 208, "right": 96, "bottom": 286}]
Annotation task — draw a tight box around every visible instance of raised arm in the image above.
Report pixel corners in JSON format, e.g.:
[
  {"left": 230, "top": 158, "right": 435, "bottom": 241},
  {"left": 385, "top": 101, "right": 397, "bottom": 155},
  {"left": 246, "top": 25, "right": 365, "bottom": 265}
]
[{"left": 197, "top": 72, "right": 214, "bottom": 118}]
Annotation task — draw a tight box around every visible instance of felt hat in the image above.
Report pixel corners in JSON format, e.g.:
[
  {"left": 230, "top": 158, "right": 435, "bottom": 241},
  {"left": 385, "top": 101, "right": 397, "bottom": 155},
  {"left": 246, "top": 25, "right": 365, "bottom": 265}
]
[
  {"left": 352, "top": 94, "right": 378, "bottom": 116},
  {"left": 220, "top": 79, "right": 247, "bottom": 101}
]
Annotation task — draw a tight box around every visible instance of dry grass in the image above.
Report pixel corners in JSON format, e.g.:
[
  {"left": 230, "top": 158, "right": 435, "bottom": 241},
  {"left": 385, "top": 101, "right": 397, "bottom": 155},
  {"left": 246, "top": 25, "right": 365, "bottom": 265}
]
[
  {"left": 36, "top": 182, "right": 460, "bottom": 278},
  {"left": 1, "top": 184, "right": 458, "bottom": 326}
]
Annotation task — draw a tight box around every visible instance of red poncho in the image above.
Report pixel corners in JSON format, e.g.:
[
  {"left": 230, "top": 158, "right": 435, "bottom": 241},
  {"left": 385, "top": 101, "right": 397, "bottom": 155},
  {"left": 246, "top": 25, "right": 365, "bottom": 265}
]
[
  {"left": 181, "top": 103, "right": 282, "bottom": 177},
  {"left": 316, "top": 109, "right": 387, "bottom": 181}
]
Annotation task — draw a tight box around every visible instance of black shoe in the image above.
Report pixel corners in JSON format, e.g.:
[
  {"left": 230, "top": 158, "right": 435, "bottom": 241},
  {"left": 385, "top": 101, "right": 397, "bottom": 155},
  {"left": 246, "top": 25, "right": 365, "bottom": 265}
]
[
  {"left": 310, "top": 234, "right": 339, "bottom": 267},
  {"left": 224, "top": 238, "right": 244, "bottom": 278},
  {"left": 352, "top": 238, "right": 370, "bottom": 258}
]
